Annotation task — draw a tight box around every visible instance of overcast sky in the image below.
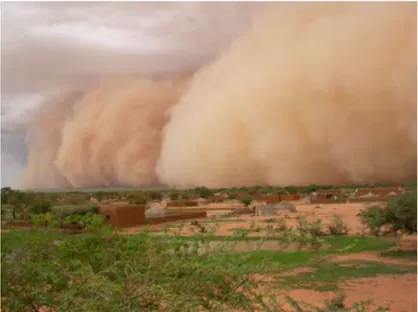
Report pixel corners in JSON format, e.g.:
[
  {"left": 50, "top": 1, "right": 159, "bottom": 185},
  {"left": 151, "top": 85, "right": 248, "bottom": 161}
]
[{"left": 1, "top": 2, "right": 267, "bottom": 188}]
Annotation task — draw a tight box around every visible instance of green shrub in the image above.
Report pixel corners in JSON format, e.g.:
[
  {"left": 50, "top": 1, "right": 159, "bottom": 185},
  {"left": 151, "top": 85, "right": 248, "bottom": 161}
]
[
  {"left": 52, "top": 205, "right": 99, "bottom": 220},
  {"left": 149, "top": 191, "right": 163, "bottom": 201},
  {"left": 1, "top": 226, "right": 390, "bottom": 311},
  {"left": 1, "top": 229, "right": 262, "bottom": 312},
  {"left": 285, "top": 186, "right": 298, "bottom": 195},
  {"left": 240, "top": 196, "right": 253, "bottom": 207},
  {"left": 196, "top": 187, "right": 214, "bottom": 199},
  {"left": 327, "top": 215, "right": 349, "bottom": 236},
  {"left": 29, "top": 202, "right": 52, "bottom": 215},
  {"left": 296, "top": 216, "right": 326, "bottom": 237},
  {"left": 127, "top": 193, "right": 148, "bottom": 205},
  {"left": 61, "top": 213, "right": 109, "bottom": 232},
  {"left": 180, "top": 192, "right": 190, "bottom": 201},
  {"left": 358, "top": 192, "right": 417, "bottom": 236},
  {"left": 31, "top": 211, "right": 110, "bottom": 233},
  {"left": 31, "top": 212, "right": 59, "bottom": 228},
  {"left": 169, "top": 192, "right": 179, "bottom": 201},
  {"left": 93, "top": 192, "right": 103, "bottom": 202}
]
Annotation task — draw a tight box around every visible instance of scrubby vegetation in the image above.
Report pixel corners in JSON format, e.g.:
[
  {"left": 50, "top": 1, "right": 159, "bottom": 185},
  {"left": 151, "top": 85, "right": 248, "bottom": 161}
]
[
  {"left": 1, "top": 184, "right": 416, "bottom": 311},
  {"left": 1, "top": 224, "right": 402, "bottom": 312},
  {"left": 358, "top": 192, "right": 417, "bottom": 236}
]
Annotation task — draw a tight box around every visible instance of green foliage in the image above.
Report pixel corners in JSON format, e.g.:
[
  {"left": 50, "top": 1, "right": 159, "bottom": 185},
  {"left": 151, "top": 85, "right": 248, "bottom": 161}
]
[
  {"left": 31, "top": 212, "right": 60, "bottom": 228},
  {"left": 306, "top": 184, "right": 320, "bottom": 193},
  {"left": 1, "top": 229, "right": 262, "bottom": 312},
  {"left": 29, "top": 202, "right": 52, "bottom": 215},
  {"left": 402, "top": 180, "right": 417, "bottom": 189},
  {"left": 296, "top": 216, "right": 326, "bottom": 238},
  {"left": 240, "top": 196, "right": 253, "bottom": 207},
  {"left": 195, "top": 187, "right": 214, "bottom": 199},
  {"left": 169, "top": 192, "right": 179, "bottom": 201},
  {"left": 180, "top": 192, "right": 190, "bottom": 201},
  {"left": 61, "top": 213, "right": 111, "bottom": 233},
  {"left": 93, "top": 192, "right": 104, "bottom": 202},
  {"left": 358, "top": 192, "right": 417, "bottom": 236},
  {"left": 149, "top": 191, "right": 163, "bottom": 201},
  {"left": 30, "top": 211, "right": 110, "bottom": 234},
  {"left": 52, "top": 205, "right": 100, "bottom": 219},
  {"left": 285, "top": 186, "right": 298, "bottom": 195},
  {"left": 1, "top": 227, "right": 395, "bottom": 312},
  {"left": 327, "top": 215, "right": 349, "bottom": 236},
  {"left": 1, "top": 187, "right": 13, "bottom": 204},
  {"left": 127, "top": 193, "right": 148, "bottom": 205}
]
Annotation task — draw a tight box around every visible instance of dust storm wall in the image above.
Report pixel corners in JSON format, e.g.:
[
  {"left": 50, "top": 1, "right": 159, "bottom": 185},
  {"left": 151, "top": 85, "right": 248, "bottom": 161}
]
[
  {"left": 5, "top": 2, "right": 416, "bottom": 189},
  {"left": 157, "top": 2, "right": 417, "bottom": 188}
]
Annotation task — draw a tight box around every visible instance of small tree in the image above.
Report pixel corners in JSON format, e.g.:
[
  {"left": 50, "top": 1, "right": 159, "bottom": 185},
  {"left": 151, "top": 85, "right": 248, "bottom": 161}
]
[
  {"left": 327, "top": 215, "right": 349, "bottom": 236},
  {"left": 358, "top": 192, "right": 417, "bottom": 236},
  {"left": 93, "top": 192, "right": 103, "bottom": 202},
  {"left": 127, "top": 193, "right": 147, "bottom": 206},
  {"left": 29, "top": 202, "right": 52, "bottom": 215},
  {"left": 180, "top": 192, "right": 190, "bottom": 201},
  {"left": 197, "top": 187, "right": 213, "bottom": 199},
  {"left": 149, "top": 191, "right": 163, "bottom": 201},
  {"left": 240, "top": 196, "right": 253, "bottom": 207},
  {"left": 285, "top": 185, "right": 298, "bottom": 195},
  {"left": 169, "top": 192, "right": 179, "bottom": 201}
]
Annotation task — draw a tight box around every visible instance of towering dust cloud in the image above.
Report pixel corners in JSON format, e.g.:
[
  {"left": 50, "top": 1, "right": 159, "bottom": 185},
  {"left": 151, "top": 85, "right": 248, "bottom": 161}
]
[
  {"left": 22, "top": 80, "right": 187, "bottom": 188},
  {"left": 3, "top": 2, "right": 417, "bottom": 189},
  {"left": 157, "top": 2, "right": 418, "bottom": 188}
]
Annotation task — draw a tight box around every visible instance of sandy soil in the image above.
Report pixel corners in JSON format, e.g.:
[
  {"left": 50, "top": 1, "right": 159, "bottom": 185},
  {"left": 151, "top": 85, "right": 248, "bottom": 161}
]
[
  {"left": 125, "top": 201, "right": 376, "bottom": 236},
  {"left": 272, "top": 272, "right": 416, "bottom": 312},
  {"left": 328, "top": 249, "right": 417, "bottom": 266},
  {"left": 5, "top": 198, "right": 416, "bottom": 312},
  {"left": 111, "top": 201, "right": 418, "bottom": 312}
]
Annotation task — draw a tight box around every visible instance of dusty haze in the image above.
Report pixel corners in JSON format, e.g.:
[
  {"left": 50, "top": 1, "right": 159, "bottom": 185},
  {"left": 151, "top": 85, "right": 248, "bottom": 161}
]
[{"left": 1, "top": 2, "right": 417, "bottom": 189}]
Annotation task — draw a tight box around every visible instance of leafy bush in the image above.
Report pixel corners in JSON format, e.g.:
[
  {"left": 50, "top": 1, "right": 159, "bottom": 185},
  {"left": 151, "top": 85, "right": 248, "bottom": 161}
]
[
  {"left": 296, "top": 216, "right": 326, "bottom": 238},
  {"left": 327, "top": 215, "right": 349, "bottom": 236},
  {"left": 29, "top": 202, "right": 52, "bottom": 215},
  {"left": 61, "top": 213, "right": 111, "bottom": 233},
  {"left": 180, "top": 192, "right": 190, "bottom": 201},
  {"left": 31, "top": 212, "right": 56, "bottom": 227},
  {"left": 93, "top": 192, "right": 104, "bottom": 202},
  {"left": 1, "top": 187, "right": 13, "bottom": 204},
  {"left": 149, "top": 191, "right": 163, "bottom": 201},
  {"left": 285, "top": 186, "right": 298, "bottom": 195},
  {"left": 1, "top": 229, "right": 263, "bottom": 312},
  {"left": 52, "top": 205, "right": 100, "bottom": 219},
  {"left": 195, "top": 187, "right": 214, "bottom": 199},
  {"left": 169, "top": 192, "right": 179, "bottom": 201},
  {"left": 1, "top": 226, "right": 386, "bottom": 312},
  {"left": 358, "top": 192, "right": 417, "bottom": 236},
  {"left": 240, "top": 196, "right": 253, "bottom": 207},
  {"left": 127, "top": 193, "right": 148, "bottom": 205}
]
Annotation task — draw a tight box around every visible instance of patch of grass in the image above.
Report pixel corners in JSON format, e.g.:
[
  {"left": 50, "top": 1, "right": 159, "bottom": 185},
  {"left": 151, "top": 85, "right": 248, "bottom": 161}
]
[
  {"left": 323, "top": 236, "right": 396, "bottom": 253},
  {"left": 152, "top": 234, "right": 395, "bottom": 249},
  {"left": 275, "top": 260, "right": 416, "bottom": 292},
  {"left": 380, "top": 250, "right": 417, "bottom": 261},
  {"left": 1, "top": 225, "right": 404, "bottom": 311},
  {"left": 230, "top": 250, "right": 316, "bottom": 269},
  {"left": 209, "top": 237, "right": 397, "bottom": 272}
]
